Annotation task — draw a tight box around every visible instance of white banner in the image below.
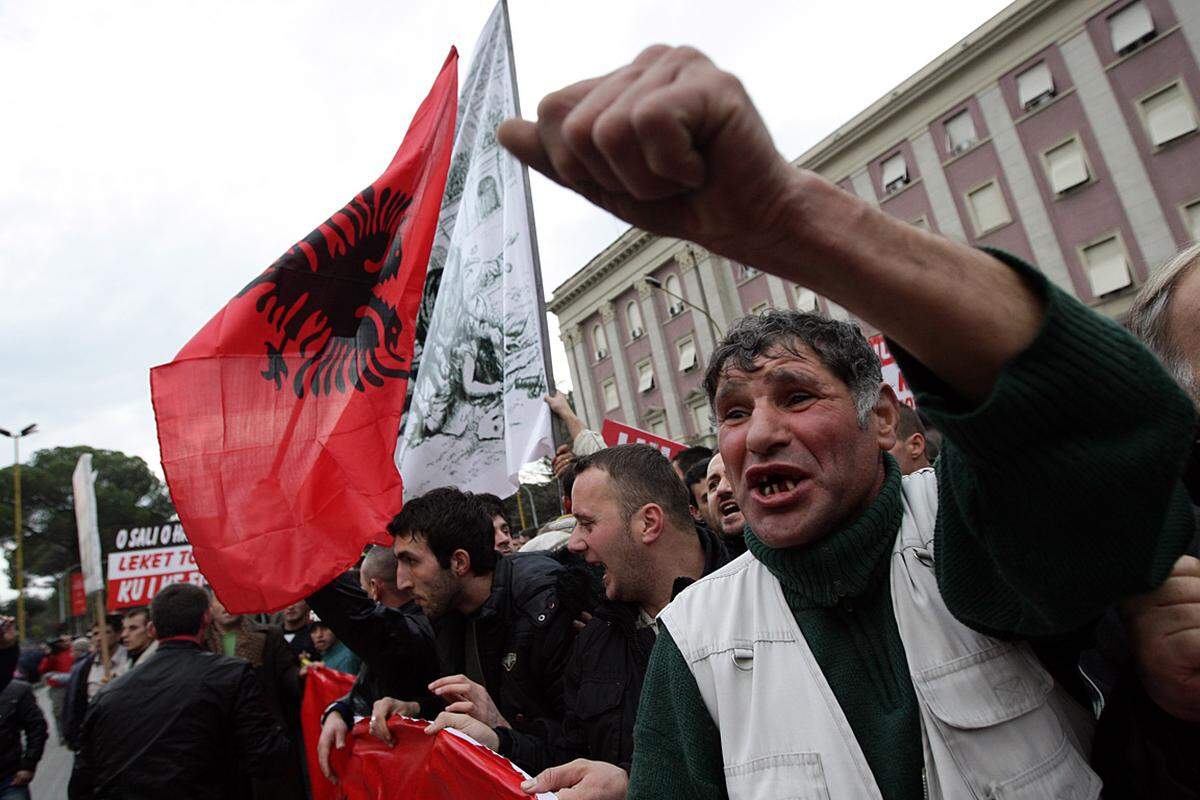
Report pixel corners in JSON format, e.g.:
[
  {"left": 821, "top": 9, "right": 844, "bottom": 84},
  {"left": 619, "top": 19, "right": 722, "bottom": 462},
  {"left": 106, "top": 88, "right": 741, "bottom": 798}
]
[
  {"left": 72, "top": 454, "right": 104, "bottom": 594},
  {"left": 396, "top": 2, "right": 552, "bottom": 499}
]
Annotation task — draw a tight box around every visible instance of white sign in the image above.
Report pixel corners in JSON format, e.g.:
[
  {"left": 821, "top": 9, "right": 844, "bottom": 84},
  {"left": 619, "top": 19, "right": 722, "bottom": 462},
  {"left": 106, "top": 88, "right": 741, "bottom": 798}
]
[
  {"left": 869, "top": 334, "right": 916, "bottom": 408},
  {"left": 72, "top": 454, "right": 105, "bottom": 595},
  {"left": 397, "top": 2, "right": 552, "bottom": 498}
]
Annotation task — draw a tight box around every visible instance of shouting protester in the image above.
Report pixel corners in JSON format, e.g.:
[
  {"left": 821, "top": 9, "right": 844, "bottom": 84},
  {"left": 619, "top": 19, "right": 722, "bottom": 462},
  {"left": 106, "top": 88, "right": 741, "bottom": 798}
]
[
  {"left": 703, "top": 453, "right": 747, "bottom": 559},
  {"left": 69, "top": 584, "right": 289, "bottom": 800},
  {"left": 309, "top": 545, "right": 440, "bottom": 786},
  {"left": 499, "top": 45, "right": 1195, "bottom": 799},
  {"left": 435, "top": 444, "right": 729, "bottom": 779},
  {"left": 369, "top": 488, "right": 582, "bottom": 752}
]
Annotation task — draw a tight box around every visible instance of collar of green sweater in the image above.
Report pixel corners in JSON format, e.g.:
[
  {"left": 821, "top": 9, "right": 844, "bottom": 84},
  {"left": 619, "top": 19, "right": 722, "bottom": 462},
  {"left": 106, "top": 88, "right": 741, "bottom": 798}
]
[{"left": 745, "top": 455, "right": 904, "bottom": 609}]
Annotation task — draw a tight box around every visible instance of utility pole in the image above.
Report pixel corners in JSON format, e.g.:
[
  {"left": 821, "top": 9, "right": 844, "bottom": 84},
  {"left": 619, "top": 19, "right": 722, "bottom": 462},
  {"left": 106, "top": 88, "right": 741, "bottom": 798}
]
[{"left": 0, "top": 424, "right": 38, "bottom": 643}]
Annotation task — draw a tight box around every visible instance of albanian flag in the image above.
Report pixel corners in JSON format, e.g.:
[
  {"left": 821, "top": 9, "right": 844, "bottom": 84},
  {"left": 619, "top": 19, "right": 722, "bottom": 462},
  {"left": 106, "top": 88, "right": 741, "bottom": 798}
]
[{"left": 151, "top": 50, "right": 458, "bottom": 613}]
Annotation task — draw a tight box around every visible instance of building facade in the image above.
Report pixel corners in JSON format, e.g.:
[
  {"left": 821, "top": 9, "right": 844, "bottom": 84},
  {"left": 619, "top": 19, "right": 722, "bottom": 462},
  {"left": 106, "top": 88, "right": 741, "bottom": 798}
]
[{"left": 548, "top": 0, "right": 1200, "bottom": 445}]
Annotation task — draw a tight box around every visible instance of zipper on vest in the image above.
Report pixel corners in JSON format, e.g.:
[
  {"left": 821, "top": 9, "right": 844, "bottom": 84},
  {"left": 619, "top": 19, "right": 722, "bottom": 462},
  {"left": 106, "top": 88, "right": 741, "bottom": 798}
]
[{"left": 922, "top": 766, "right": 929, "bottom": 800}]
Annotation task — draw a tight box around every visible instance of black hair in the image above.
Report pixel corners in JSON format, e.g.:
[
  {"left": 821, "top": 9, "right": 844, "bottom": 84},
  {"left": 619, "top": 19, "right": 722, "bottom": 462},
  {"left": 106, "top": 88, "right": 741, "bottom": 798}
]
[
  {"left": 387, "top": 487, "right": 497, "bottom": 575},
  {"left": 574, "top": 444, "right": 694, "bottom": 532},
  {"left": 704, "top": 309, "right": 882, "bottom": 426},
  {"left": 476, "top": 493, "right": 508, "bottom": 525},
  {"left": 150, "top": 583, "right": 210, "bottom": 638},
  {"left": 671, "top": 445, "right": 714, "bottom": 477},
  {"left": 682, "top": 459, "right": 710, "bottom": 510},
  {"left": 560, "top": 460, "right": 579, "bottom": 499}
]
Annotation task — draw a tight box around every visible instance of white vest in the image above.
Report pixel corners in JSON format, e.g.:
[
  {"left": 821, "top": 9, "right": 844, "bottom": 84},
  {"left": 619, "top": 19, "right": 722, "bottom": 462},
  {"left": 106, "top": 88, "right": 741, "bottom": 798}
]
[{"left": 658, "top": 468, "right": 1100, "bottom": 800}]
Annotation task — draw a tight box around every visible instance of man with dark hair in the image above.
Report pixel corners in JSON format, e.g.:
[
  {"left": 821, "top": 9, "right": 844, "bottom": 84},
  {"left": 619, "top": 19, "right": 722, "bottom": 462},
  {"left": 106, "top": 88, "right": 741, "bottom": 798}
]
[
  {"left": 369, "top": 487, "right": 581, "bottom": 755},
  {"left": 704, "top": 453, "right": 747, "bottom": 558},
  {"left": 506, "top": 46, "right": 1195, "bottom": 799},
  {"left": 61, "top": 615, "right": 126, "bottom": 750},
  {"left": 280, "top": 600, "right": 317, "bottom": 662},
  {"left": 0, "top": 616, "right": 46, "bottom": 798},
  {"left": 70, "top": 584, "right": 289, "bottom": 799},
  {"left": 887, "top": 404, "right": 932, "bottom": 475},
  {"left": 121, "top": 608, "right": 157, "bottom": 668},
  {"left": 309, "top": 545, "right": 439, "bottom": 787},
  {"left": 425, "top": 445, "right": 729, "bottom": 778},
  {"left": 682, "top": 459, "right": 710, "bottom": 523},
  {"left": 669, "top": 445, "right": 712, "bottom": 482},
  {"left": 478, "top": 493, "right": 516, "bottom": 555}
]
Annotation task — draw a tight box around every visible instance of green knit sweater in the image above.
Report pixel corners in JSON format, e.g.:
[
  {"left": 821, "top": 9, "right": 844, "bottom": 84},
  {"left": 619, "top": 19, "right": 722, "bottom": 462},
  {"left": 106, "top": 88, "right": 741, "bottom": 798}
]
[{"left": 627, "top": 253, "right": 1197, "bottom": 800}]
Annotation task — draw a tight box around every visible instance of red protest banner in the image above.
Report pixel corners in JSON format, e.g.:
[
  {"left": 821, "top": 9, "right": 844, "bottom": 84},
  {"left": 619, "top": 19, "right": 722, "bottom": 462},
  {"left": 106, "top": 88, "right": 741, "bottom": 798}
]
[
  {"left": 69, "top": 572, "right": 86, "bottom": 617},
  {"left": 600, "top": 419, "right": 686, "bottom": 459},
  {"left": 868, "top": 334, "right": 916, "bottom": 409},
  {"left": 151, "top": 50, "right": 459, "bottom": 613},
  {"left": 301, "top": 664, "right": 357, "bottom": 800}
]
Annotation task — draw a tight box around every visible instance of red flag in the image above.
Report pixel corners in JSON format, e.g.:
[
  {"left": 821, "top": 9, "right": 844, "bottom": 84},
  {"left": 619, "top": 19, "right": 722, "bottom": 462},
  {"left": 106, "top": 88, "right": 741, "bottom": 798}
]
[
  {"left": 151, "top": 50, "right": 458, "bottom": 613},
  {"left": 301, "top": 665, "right": 358, "bottom": 800},
  {"left": 329, "top": 717, "right": 540, "bottom": 799}
]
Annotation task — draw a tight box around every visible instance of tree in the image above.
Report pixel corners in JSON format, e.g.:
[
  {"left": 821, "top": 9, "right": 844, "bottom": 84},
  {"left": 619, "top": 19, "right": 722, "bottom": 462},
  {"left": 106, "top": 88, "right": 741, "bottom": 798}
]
[{"left": 0, "top": 447, "right": 175, "bottom": 590}]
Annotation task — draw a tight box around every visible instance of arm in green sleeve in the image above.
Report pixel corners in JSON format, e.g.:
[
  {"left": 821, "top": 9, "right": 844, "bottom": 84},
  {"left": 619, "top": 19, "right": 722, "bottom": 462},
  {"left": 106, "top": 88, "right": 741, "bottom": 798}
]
[
  {"left": 891, "top": 250, "right": 1197, "bottom": 639},
  {"left": 628, "top": 624, "right": 728, "bottom": 800}
]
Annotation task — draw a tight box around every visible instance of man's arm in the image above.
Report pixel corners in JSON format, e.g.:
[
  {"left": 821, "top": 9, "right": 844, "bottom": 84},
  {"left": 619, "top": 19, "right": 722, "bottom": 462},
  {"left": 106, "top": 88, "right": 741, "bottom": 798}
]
[
  {"left": 499, "top": 46, "right": 1040, "bottom": 405},
  {"left": 17, "top": 684, "right": 47, "bottom": 774},
  {"left": 628, "top": 625, "right": 727, "bottom": 800},
  {"left": 231, "top": 664, "right": 292, "bottom": 779},
  {"left": 308, "top": 573, "right": 431, "bottom": 664}
]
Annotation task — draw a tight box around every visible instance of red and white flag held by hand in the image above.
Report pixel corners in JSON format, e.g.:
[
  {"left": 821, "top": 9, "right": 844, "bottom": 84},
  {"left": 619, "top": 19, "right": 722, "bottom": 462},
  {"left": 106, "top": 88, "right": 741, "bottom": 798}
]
[{"left": 151, "top": 50, "right": 458, "bottom": 613}]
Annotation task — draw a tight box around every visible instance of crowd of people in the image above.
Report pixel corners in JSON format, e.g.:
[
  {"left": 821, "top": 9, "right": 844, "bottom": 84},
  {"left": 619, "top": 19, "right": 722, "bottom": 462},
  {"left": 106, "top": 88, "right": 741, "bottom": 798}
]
[{"left": 9, "top": 43, "right": 1194, "bottom": 800}]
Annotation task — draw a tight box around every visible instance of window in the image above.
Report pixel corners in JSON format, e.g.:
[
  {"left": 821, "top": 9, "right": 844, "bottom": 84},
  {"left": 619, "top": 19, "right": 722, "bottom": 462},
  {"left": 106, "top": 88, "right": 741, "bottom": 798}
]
[
  {"left": 636, "top": 360, "right": 655, "bottom": 393},
  {"left": 739, "top": 264, "right": 760, "bottom": 280},
  {"left": 1109, "top": 2, "right": 1155, "bottom": 55},
  {"left": 664, "top": 274, "right": 685, "bottom": 317},
  {"left": 967, "top": 181, "right": 1011, "bottom": 235},
  {"left": 602, "top": 378, "right": 619, "bottom": 411},
  {"left": 1017, "top": 62, "right": 1056, "bottom": 110},
  {"left": 794, "top": 285, "right": 818, "bottom": 311},
  {"left": 1044, "top": 138, "right": 1090, "bottom": 194},
  {"left": 1141, "top": 83, "right": 1198, "bottom": 147},
  {"left": 1185, "top": 200, "right": 1200, "bottom": 239},
  {"left": 676, "top": 337, "right": 698, "bottom": 372},
  {"left": 626, "top": 301, "right": 644, "bottom": 340},
  {"left": 648, "top": 417, "right": 667, "bottom": 437},
  {"left": 592, "top": 323, "right": 608, "bottom": 361},
  {"left": 691, "top": 403, "right": 713, "bottom": 438},
  {"left": 880, "top": 153, "right": 909, "bottom": 193},
  {"left": 750, "top": 301, "right": 770, "bottom": 316},
  {"left": 944, "top": 110, "right": 977, "bottom": 154},
  {"left": 1082, "top": 235, "right": 1132, "bottom": 297}
]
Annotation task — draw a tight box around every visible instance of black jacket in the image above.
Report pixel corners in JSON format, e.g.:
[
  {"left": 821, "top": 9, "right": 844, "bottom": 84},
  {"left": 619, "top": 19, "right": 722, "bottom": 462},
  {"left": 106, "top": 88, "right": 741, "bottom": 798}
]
[
  {"left": 68, "top": 640, "right": 290, "bottom": 800},
  {"left": 0, "top": 678, "right": 46, "bottom": 781},
  {"left": 497, "top": 525, "right": 730, "bottom": 774},
  {"left": 61, "top": 652, "right": 95, "bottom": 750},
  {"left": 439, "top": 552, "right": 586, "bottom": 741},
  {"left": 308, "top": 572, "right": 440, "bottom": 721}
]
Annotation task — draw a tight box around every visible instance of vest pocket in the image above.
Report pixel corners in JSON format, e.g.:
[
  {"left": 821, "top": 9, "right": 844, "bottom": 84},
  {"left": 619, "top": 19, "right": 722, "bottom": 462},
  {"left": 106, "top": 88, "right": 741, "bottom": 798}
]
[
  {"left": 723, "top": 752, "right": 831, "bottom": 800},
  {"left": 913, "top": 642, "right": 1098, "bottom": 797}
]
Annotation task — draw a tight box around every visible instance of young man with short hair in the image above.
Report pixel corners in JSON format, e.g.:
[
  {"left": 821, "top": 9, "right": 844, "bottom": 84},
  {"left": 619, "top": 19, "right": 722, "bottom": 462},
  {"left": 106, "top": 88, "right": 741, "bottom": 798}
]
[{"left": 121, "top": 608, "right": 157, "bottom": 668}]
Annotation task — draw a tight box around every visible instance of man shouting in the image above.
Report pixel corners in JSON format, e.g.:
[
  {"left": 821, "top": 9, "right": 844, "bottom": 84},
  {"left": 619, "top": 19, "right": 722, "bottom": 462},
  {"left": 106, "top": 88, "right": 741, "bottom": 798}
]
[{"left": 505, "top": 46, "right": 1195, "bottom": 799}]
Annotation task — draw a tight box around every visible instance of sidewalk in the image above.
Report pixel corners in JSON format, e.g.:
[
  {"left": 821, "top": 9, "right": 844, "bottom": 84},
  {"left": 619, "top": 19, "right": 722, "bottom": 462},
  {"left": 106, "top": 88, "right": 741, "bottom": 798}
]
[{"left": 31, "top": 685, "right": 72, "bottom": 798}]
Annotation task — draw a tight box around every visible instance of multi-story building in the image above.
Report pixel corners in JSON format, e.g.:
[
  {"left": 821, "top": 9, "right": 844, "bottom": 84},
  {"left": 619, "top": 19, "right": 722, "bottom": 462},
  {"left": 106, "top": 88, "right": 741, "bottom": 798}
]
[{"left": 548, "top": 0, "right": 1200, "bottom": 445}]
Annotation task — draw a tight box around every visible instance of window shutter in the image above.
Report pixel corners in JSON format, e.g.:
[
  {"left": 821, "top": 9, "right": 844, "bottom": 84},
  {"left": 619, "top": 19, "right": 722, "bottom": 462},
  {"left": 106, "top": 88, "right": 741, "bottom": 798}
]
[
  {"left": 1109, "top": 2, "right": 1154, "bottom": 54},
  {"left": 691, "top": 403, "right": 712, "bottom": 438},
  {"left": 1083, "top": 237, "right": 1132, "bottom": 296},
  {"left": 881, "top": 154, "right": 908, "bottom": 191},
  {"left": 1143, "top": 85, "right": 1198, "bottom": 147},
  {"left": 794, "top": 286, "right": 818, "bottom": 311},
  {"left": 677, "top": 339, "right": 697, "bottom": 372},
  {"left": 945, "top": 111, "right": 977, "bottom": 152},
  {"left": 1045, "top": 139, "right": 1090, "bottom": 193},
  {"left": 968, "top": 182, "right": 1011, "bottom": 234},
  {"left": 1017, "top": 62, "right": 1055, "bottom": 109},
  {"left": 638, "top": 363, "right": 654, "bottom": 393},
  {"left": 603, "top": 380, "right": 619, "bottom": 411}
]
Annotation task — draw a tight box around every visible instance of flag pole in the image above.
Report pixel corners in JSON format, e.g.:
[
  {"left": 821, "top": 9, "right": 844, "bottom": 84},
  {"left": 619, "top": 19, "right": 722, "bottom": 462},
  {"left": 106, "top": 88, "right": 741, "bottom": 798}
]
[{"left": 500, "top": 0, "right": 565, "bottom": 512}]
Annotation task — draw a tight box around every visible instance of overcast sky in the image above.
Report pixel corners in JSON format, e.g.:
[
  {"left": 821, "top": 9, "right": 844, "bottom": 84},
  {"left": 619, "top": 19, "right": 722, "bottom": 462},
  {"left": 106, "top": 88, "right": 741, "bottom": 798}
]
[{"left": 0, "top": 0, "right": 1011, "bottom": 484}]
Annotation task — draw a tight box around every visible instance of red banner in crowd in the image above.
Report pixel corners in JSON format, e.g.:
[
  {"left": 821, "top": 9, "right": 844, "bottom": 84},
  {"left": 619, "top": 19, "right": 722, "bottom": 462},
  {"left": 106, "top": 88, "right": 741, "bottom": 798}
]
[
  {"left": 301, "top": 665, "right": 358, "bottom": 800},
  {"left": 151, "top": 50, "right": 459, "bottom": 613},
  {"left": 302, "top": 666, "right": 544, "bottom": 800},
  {"left": 69, "top": 571, "right": 86, "bottom": 617},
  {"left": 600, "top": 419, "right": 685, "bottom": 458},
  {"left": 868, "top": 334, "right": 916, "bottom": 409}
]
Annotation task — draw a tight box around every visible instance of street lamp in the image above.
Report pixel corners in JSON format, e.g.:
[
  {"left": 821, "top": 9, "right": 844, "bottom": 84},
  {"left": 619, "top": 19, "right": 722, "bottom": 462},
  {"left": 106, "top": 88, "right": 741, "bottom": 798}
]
[
  {"left": 642, "top": 276, "right": 724, "bottom": 338},
  {"left": 0, "top": 423, "right": 37, "bottom": 642}
]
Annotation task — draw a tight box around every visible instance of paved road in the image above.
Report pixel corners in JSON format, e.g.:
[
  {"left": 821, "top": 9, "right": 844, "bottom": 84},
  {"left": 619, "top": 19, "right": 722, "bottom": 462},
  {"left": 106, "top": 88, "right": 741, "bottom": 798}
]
[{"left": 31, "top": 685, "right": 72, "bottom": 798}]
